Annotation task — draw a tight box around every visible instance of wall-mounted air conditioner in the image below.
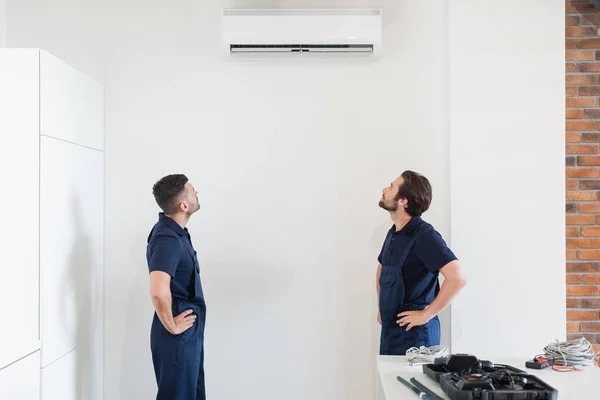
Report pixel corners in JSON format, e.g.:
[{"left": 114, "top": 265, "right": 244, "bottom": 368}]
[{"left": 221, "top": 9, "right": 382, "bottom": 59}]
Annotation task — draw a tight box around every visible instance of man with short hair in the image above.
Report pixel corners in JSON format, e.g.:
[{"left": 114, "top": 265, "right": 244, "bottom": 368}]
[
  {"left": 376, "top": 170, "right": 467, "bottom": 355},
  {"left": 146, "top": 174, "right": 206, "bottom": 399}
]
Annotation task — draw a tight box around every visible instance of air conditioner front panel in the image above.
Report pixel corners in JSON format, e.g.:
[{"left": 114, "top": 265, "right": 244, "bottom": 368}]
[{"left": 222, "top": 9, "right": 382, "bottom": 58}]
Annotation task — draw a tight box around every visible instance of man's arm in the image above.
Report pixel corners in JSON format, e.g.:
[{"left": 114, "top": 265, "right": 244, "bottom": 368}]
[
  {"left": 398, "top": 260, "right": 466, "bottom": 330},
  {"left": 148, "top": 235, "right": 195, "bottom": 335},
  {"left": 149, "top": 271, "right": 195, "bottom": 334},
  {"left": 376, "top": 263, "right": 382, "bottom": 324},
  {"left": 422, "top": 260, "right": 466, "bottom": 318}
]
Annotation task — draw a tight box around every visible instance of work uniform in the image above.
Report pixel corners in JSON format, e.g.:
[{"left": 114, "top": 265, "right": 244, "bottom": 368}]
[
  {"left": 378, "top": 216, "right": 457, "bottom": 356},
  {"left": 147, "top": 213, "right": 207, "bottom": 400}
]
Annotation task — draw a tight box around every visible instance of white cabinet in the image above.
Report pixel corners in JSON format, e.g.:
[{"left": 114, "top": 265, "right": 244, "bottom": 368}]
[
  {"left": 41, "top": 350, "right": 77, "bottom": 400},
  {"left": 40, "top": 51, "right": 104, "bottom": 150},
  {"left": 0, "top": 48, "right": 104, "bottom": 400},
  {"left": 0, "top": 49, "right": 41, "bottom": 370},
  {"left": 77, "top": 71, "right": 105, "bottom": 150},
  {"left": 40, "top": 51, "right": 78, "bottom": 145},
  {"left": 0, "top": 351, "right": 41, "bottom": 400},
  {"left": 40, "top": 137, "right": 104, "bottom": 368}
]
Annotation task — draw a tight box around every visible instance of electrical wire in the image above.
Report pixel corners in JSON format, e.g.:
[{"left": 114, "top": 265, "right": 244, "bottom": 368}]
[
  {"left": 542, "top": 337, "right": 599, "bottom": 370},
  {"left": 405, "top": 345, "right": 450, "bottom": 366}
]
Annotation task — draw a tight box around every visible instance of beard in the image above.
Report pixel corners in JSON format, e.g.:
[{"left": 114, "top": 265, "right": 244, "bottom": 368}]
[
  {"left": 185, "top": 199, "right": 201, "bottom": 216},
  {"left": 379, "top": 198, "right": 398, "bottom": 212}
]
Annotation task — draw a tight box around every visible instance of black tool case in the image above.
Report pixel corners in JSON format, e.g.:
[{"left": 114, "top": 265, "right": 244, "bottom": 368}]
[
  {"left": 422, "top": 364, "right": 558, "bottom": 400},
  {"left": 423, "top": 363, "right": 526, "bottom": 383}
]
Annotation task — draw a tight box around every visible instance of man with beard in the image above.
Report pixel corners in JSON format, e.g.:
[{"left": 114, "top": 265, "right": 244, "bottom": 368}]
[
  {"left": 146, "top": 174, "right": 207, "bottom": 399},
  {"left": 376, "top": 170, "right": 466, "bottom": 355}
]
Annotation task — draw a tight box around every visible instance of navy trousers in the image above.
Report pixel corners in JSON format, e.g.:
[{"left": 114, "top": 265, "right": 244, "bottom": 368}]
[{"left": 151, "top": 300, "right": 206, "bottom": 400}]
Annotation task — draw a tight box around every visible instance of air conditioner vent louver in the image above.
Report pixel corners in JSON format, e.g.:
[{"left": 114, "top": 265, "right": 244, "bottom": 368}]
[{"left": 230, "top": 44, "right": 374, "bottom": 55}]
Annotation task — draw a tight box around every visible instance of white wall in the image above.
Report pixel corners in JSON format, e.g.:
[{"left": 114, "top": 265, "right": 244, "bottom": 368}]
[
  {"left": 4, "top": 0, "right": 107, "bottom": 84},
  {"left": 448, "top": 0, "right": 566, "bottom": 358},
  {"left": 102, "top": 1, "right": 448, "bottom": 399},
  {"left": 0, "top": 0, "right": 6, "bottom": 47}
]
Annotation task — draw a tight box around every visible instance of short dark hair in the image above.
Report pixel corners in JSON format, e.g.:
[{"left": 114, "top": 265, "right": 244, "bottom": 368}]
[
  {"left": 152, "top": 174, "right": 188, "bottom": 214},
  {"left": 396, "top": 170, "right": 432, "bottom": 217}
]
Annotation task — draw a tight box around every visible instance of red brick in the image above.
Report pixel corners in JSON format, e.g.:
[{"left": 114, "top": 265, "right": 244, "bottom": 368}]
[
  {"left": 567, "top": 39, "right": 577, "bottom": 49},
  {"left": 582, "top": 133, "right": 600, "bottom": 142},
  {"left": 567, "top": 321, "right": 580, "bottom": 332},
  {"left": 568, "top": 249, "right": 577, "bottom": 260},
  {"left": 566, "top": 168, "right": 598, "bottom": 178},
  {"left": 567, "top": 310, "right": 600, "bottom": 321},
  {"left": 567, "top": 203, "right": 578, "bottom": 213},
  {"left": 567, "top": 191, "right": 599, "bottom": 201},
  {"left": 567, "top": 333, "right": 598, "bottom": 342},
  {"left": 583, "top": 14, "right": 600, "bottom": 25},
  {"left": 567, "top": 262, "right": 600, "bottom": 273},
  {"left": 583, "top": 298, "right": 600, "bottom": 308},
  {"left": 567, "top": 286, "right": 600, "bottom": 296},
  {"left": 584, "top": 109, "right": 600, "bottom": 119},
  {"left": 567, "top": 97, "right": 599, "bottom": 107},
  {"left": 567, "top": 16, "right": 581, "bottom": 26},
  {"left": 567, "top": 156, "right": 577, "bottom": 166},
  {"left": 580, "top": 180, "right": 600, "bottom": 189},
  {"left": 567, "top": 274, "right": 583, "bottom": 284},
  {"left": 578, "top": 156, "right": 600, "bottom": 165},
  {"left": 577, "top": 38, "right": 600, "bottom": 48},
  {"left": 567, "top": 50, "right": 596, "bottom": 61},
  {"left": 567, "top": 63, "right": 577, "bottom": 72},
  {"left": 578, "top": 249, "right": 600, "bottom": 259},
  {"left": 567, "top": 298, "right": 580, "bottom": 308},
  {"left": 567, "top": 27, "right": 597, "bottom": 37},
  {"left": 580, "top": 322, "right": 600, "bottom": 332},
  {"left": 569, "top": 144, "right": 599, "bottom": 154},
  {"left": 583, "top": 274, "right": 600, "bottom": 284},
  {"left": 567, "top": 226, "right": 581, "bottom": 237},
  {"left": 568, "top": 237, "right": 600, "bottom": 248},
  {"left": 568, "top": 214, "right": 596, "bottom": 225},
  {"left": 567, "top": 144, "right": 599, "bottom": 154},
  {"left": 567, "top": 86, "right": 578, "bottom": 96},
  {"left": 579, "top": 202, "right": 600, "bottom": 212},
  {"left": 567, "top": 121, "right": 597, "bottom": 131},
  {"left": 567, "top": 179, "right": 578, "bottom": 190},
  {"left": 567, "top": 3, "right": 600, "bottom": 13},
  {"left": 578, "top": 86, "right": 600, "bottom": 96},
  {"left": 582, "top": 226, "right": 600, "bottom": 236},
  {"left": 567, "top": 110, "right": 584, "bottom": 120}
]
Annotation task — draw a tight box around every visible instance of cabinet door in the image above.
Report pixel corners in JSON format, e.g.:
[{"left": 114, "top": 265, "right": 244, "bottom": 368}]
[
  {"left": 40, "top": 50, "right": 78, "bottom": 144},
  {"left": 0, "top": 48, "right": 41, "bottom": 369},
  {"left": 40, "top": 137, "right": 104, "bottom": 370},
  {"left": 0, "top": 351, "right": 41, "bottom": 400},
  {"left": 40, "top": 50, "right": 104, "bottom": 151},
  {"left": 40, "top": 350, "right": 76, "bottom": 400},
  {"left": 77, "top": 71, "right": 104, "bottom": 150}
]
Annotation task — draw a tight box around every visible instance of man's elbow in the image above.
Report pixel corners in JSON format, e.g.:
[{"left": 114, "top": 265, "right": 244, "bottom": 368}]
[{"left": 150, "top": 285, "right": 170, "bottom": 302}]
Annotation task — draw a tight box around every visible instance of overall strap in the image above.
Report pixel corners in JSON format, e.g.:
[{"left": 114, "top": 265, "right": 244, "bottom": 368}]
[{"left": 396, "top": 224, "right": 434, "bottom": 268}]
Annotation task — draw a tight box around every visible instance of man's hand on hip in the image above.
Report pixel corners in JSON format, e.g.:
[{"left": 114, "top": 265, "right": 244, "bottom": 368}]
[
  {"left": 396, "top": 308, "right": 432, "bottom": 331},
  {"left": 168, "top": 309, "right": 196, "bottom": 335}
]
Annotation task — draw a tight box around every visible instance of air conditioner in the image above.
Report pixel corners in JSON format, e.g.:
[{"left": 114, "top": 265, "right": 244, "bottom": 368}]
[{"left": 221, "top": 9, "right": 382, "bottom": 59}]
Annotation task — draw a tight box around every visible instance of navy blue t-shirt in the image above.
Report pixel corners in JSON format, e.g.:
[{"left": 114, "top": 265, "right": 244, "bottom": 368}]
[
  {"left": 378, "top": 217, "right": 457, "bottom": 305},
  {"left": 146, "top": 213, "right": 201, "bottom": 302}
]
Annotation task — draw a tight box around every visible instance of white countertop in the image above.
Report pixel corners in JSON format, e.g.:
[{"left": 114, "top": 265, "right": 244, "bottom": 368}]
[{"left": 377, "top": 356, "right": 599, "bottom": 399}]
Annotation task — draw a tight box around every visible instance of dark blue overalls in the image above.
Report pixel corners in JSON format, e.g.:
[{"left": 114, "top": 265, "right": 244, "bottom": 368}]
[
  {"left": 378, "top": 217, "right": 457, "bottom": 356},
  {"left": 147, "top": 213, "right": 207, "bottom": 400}
]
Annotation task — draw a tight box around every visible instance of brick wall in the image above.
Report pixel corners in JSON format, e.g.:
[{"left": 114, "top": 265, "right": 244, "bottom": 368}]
[{"left": 566, "top": 0, "right": 600, "bottom": 348}]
